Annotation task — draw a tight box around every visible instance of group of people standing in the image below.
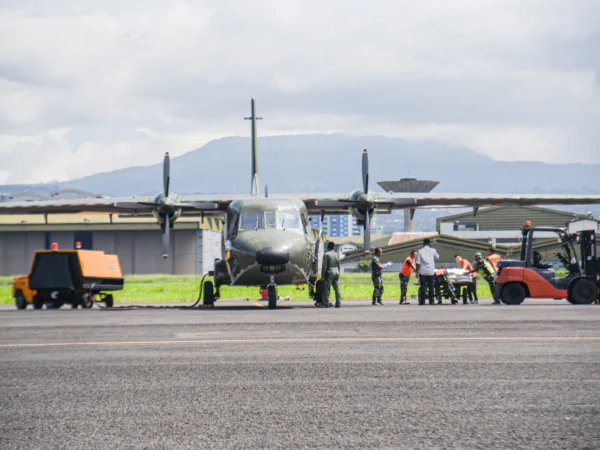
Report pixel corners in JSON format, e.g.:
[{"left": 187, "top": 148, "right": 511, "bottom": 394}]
[
  {"left": 318, "top": 238, "right": 503, "bottom": 307},
  {"left": 392, "top": 241, "right": 503, "bottom": 306}
]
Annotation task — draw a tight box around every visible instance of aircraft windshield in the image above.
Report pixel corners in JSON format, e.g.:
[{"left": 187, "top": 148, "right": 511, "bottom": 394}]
[
  {"left": 278, "top": 212, "right": 302, "bottom": 230},
  {"left": 238, "top": 211, "right": 303, "bottom": 232},
  {"left": 239, "top": 213, "right": 264, "bottom": 230},
  {"left": 265, "top": 212, "right": 276, "bottom": 229}
]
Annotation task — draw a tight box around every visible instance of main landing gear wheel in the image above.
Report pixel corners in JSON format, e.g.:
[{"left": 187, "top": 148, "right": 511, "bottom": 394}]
[
  {"left": 568, "top": 279, "right": 597, "bottom": 305},
  {"left": 203, "top": 280, "right": 215, "bottom": 307},
  {"left": 15, "top": 291, "right": 27, "bottom": 310},
  {"left": 267, "top": 285, "right": 277, "bottom": 310},
  {"left": 501, "top": 283, "right": 526, "bottom": 305}
]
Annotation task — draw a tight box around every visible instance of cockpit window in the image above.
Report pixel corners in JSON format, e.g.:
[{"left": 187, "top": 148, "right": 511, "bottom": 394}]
[
  {"left": 278, "top": 212, "right": 302, "bottom": 230},
  {"left": 239, "top": 213, "right": 264, "bottom": 230},
  {"left": 265, "top": 212, "right": 276, "bottom": 229},
  {"left": 238, "top": 210, "right": 304, "bottom": 232}
]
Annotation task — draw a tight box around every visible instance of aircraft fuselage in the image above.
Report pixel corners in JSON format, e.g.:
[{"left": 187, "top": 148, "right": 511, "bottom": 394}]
[{"left": 218, "top": 197, "right": 319, "bottom": 287}]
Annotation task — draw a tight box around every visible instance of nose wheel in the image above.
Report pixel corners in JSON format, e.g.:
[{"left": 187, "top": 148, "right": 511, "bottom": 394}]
[{"left": 267, "top": 276, "right": 278, "bottom": 309}]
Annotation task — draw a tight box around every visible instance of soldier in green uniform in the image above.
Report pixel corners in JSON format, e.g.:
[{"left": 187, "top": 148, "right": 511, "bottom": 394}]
[
  {"left": 371, "top": 247, "right": 385, "bottom": 305},
  {"left": 473, "top": 252, "right": 500, "bottom": 304},
  {"left": 322, "top": 241, "right": 342, "bottom": 308}
]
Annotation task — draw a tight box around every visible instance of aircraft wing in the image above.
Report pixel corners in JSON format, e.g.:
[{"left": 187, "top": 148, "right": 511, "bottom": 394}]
[
  {"left": 400, "top": 193, "right": 600, "bottom": 208},
  {"left": 300, "top": 193, "right": 600, "bottom": 214},
  {"left": 0, "top": 196, "right": 234, "bottom": 215}
]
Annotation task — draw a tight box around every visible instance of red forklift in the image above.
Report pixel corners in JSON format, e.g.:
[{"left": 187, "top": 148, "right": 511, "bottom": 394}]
[{"left": 495, "top": 222, "right": 599, "bottom": 305}]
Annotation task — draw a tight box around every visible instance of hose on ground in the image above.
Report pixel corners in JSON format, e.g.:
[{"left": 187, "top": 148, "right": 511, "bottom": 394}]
[{"left": 187, "top": 273, "right": 210, "bottom": 308}]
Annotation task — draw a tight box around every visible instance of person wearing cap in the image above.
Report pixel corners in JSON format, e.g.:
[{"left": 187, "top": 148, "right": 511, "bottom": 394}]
[
  {"left": 321, "top": 241, "right": 342, "bottom": 308},
  {"left": 473, "top": 252, "right": 500, "bottom": 304},
  {"left": 455, "top": 255, "right": 478, "bottom": 304},
  {"left": 416, "top": 238, "right": 439, "bottom": 305},
  {"left": 399, "top": 250, "right": 417, "bottom": 304},
  {"left": 371, "top": 247, "right": 385, "bottom": 305},
  {"left": 487, "top": 247, "right": 502, "bottom": 272}
]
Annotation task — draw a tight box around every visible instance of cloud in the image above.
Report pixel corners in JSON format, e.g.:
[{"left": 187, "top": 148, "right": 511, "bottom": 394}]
[{"left": 0, "top": 0, "right": 598, "bottom": 184}]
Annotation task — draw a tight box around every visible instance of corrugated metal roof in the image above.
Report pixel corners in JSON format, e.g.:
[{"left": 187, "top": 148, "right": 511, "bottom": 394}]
[
  {"left": 343, "top": 234, "right": 517, "bottom": 265},
  {"left": 437, "top": 206, "right": 589, "bottom": 231}
]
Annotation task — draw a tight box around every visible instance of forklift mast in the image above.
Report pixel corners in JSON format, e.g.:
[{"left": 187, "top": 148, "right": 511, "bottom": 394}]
[
  {"left": 579, "top": 230, "right": 599, "bottom": 277},
  {"left": 520, "top": 225, "right": 530, "bottom": 261}
]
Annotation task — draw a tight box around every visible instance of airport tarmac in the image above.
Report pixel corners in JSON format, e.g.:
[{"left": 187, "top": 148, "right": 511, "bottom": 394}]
[{"left": 1, "top": 299, "right": 599, "bottom": 449}]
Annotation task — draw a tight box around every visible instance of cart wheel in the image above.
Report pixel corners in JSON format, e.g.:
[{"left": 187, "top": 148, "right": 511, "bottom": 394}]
[
  {"left": 104, "top": 294, "right": 114, "bottom": 308},
  {"left": 46, "top": 301, "right": 63, "bottom": 309},
  {"left": 15, "top": 291, "right": 27, "bottom": 310},
  {"left": 80, "top": 293, "right": 94, "bottom": 309},
  {"left": 32, "top": 295, "right": 44, "bottom": 310}
]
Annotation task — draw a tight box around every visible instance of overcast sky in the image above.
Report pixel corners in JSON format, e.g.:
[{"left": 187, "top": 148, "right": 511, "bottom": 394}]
[{"left": 0, "top": 0, "right": 598, "bottom": 184}]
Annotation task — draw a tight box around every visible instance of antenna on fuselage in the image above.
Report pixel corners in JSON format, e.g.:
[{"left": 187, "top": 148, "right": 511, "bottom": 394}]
[{"left": 244, "top": 97, "right": 262, "bottom": 196}]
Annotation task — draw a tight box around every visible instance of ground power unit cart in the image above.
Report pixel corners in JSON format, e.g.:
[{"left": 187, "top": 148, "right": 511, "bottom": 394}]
[{"left": 13, "top": 248, "right": 124, "bottom": 310}]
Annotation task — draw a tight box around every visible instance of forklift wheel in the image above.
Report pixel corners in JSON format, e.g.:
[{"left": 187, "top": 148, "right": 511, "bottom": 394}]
[
  {"left": 501, "top": 283, "right": 526, "bottom": 305},
  {"left": 568, "top": 279, "right": 597, "bottom": 305}
]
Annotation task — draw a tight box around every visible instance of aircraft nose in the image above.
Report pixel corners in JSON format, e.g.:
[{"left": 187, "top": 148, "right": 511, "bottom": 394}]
[{"left": 256, "top": 247, "right": 290, "bottom": 265}]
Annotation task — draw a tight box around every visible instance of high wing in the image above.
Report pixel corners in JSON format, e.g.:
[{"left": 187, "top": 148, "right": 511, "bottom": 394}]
[
  {"left": 295, "top": 149, "right": 600, "bottom": 254},
  {"left": 300, "top": 192, "right": 600, "bottom": 215},
  {"left": 0, "top": 196, "right": 236, "bottom": 216}
]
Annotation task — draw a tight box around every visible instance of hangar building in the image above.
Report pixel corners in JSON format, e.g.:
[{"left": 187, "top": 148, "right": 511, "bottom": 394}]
[{"left": 0, "top": 214, "right": 222, "bottom": 276}]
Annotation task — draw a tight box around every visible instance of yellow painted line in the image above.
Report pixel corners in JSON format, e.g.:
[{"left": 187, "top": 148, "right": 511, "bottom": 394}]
[
  {"left": 1, "top": 336, "right": 600, "bottom": 348},
  {"left": 253, "top": 302, "right": 266, "bottom": 308}
]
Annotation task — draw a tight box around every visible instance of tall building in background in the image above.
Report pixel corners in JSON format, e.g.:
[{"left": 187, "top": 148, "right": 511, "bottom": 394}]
[{"left": 310, "top": 214, "right": 379, "bottom": 237}]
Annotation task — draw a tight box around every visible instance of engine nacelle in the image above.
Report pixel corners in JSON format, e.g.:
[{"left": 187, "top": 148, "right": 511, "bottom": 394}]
[
  {"left": 347, "top": 189, "right": 375, "bottom": 223},
  {"left": 151, "top": 193, "right": 182, "bottom": 226},
  {"left": 152, "top": 208, "right": 181, "bottom": 225}
]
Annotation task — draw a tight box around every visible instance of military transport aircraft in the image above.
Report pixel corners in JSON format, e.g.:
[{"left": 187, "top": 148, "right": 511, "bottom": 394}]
[{"left": 2, "top": 97, "right": 600, "bottom": 309}]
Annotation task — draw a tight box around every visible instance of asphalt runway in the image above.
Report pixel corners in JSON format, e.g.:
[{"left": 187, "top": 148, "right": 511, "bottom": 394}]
[{"left": 1, "top": 299, "right": 599, "bottom": 449}]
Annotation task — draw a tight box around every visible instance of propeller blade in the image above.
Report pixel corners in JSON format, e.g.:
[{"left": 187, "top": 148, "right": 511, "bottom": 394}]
[
  {"left": 161, "top": 221, "right": 170, "bottom": 259},
  {"left": 364, "top": 210, "right": 371, "bottom": 255},
  {"left": 362, "top": 149, "right": 369, "bottom": 194},
  {"left": 163, "top": 152, "right": 170, "bottom": 197}
]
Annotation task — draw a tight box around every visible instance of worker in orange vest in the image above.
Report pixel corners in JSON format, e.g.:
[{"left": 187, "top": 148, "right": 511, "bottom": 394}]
[
  {"left": 399, "top": 250, "right": 417, "bottom": 304},
  {"left": 455, "top": 255, "right": 478, "bottom": 304},
  {"left": 486, "top": 247, "right": 502, "bottom": 271}
]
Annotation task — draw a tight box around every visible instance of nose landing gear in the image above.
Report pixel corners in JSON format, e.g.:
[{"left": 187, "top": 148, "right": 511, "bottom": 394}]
[{"left": 267, "top": 276, "right": 278, "bottom": 309}]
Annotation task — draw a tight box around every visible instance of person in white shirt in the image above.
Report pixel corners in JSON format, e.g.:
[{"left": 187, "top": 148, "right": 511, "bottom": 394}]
[{"left": 416, "top": 238, "right": 440, "bottom": 305}]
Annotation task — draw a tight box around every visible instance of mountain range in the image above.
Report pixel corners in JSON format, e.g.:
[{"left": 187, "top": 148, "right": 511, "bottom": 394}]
[{"left": 2, "top": 134, "right": 599, "bottom": 198}]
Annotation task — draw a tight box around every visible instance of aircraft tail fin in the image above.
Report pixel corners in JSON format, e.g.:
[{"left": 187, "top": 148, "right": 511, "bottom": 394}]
[{"left": 245, "top": 97, "right": 262, "bottom": 196}]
